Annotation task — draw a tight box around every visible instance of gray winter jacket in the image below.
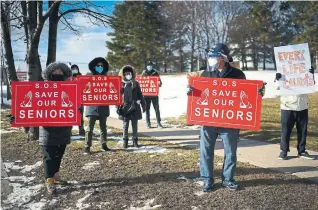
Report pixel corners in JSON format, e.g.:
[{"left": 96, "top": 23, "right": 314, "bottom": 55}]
[{"left": 39, "top": 62, "right": 72, "bottom": 146}]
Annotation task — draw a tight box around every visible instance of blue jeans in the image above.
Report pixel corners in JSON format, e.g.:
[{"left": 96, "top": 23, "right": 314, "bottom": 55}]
[{"left": 200, "top": 126, "right": 239, "bottom": 184}]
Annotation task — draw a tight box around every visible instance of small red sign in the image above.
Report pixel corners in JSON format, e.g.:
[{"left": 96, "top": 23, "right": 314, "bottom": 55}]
[
  {"left": 11, "top": 81, "right": 81, "bottom": 127},
  {"left": 136, "top": 76, "right": 160, "bottom": 96},
  {"left": 187, "top": 77, "right": 263, "bottom": 130},
  {"left": 77, "top": 75, "right": 122, "bottom": 106}
]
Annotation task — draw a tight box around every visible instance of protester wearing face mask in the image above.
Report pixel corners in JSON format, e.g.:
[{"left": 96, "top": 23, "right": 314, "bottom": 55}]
[
  {"left": 84, "top": 57, "right": 111, "bottom": 154},
  {"left": 70, "top": 64, "right": 85, "bottom": 135},
  {"left": 40, "top": 62, "right": 72, "bottom": 195},
  {"left": 117, "top": 65, "right": 146, "bottom": 148},
  {"left": 140, "top": 61, "right": 163, "bottom": 128},
  {"left": 187, "top": 43, "right": 266, "bottom": 192}
]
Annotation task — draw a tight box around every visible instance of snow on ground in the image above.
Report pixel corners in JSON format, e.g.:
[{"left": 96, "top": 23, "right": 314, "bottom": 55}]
[
  {"left": 82, "top": 161, "right": 100, "bottom": 170},
  {"left": 3, "top": 161, "right": 42, "bottom": 173},
  {"left": 128, "top": 199, "right": 162, "bottom": 210},
  {"left": 126, "top": 146, "right": 168, "bottom": 153}
]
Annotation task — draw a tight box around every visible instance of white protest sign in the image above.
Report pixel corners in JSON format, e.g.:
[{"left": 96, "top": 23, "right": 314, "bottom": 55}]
[{"left": 274, "top": 43, "right": 315, "bottom": 95}]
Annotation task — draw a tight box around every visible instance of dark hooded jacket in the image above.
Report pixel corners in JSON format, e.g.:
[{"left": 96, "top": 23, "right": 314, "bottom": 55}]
[
  {"left": 140, "top": 69, "right": 162, "bottom": 99},
  {"left": 84, "top": 57, "right": 110, "bottom": 117},
  {"left": 118, "top": 65, "right": 145, "bottom": 121},
  {"left": 39, "top": 62, "right": 73, "bottom": 146}
]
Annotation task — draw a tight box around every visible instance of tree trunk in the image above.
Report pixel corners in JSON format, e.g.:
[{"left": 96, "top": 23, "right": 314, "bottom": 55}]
[
  {"left": 0, "top": 2, "right": 18, "bottom": 82},
  {"left": 262, "top": 42, "right": 266, "bottom": 70},
  {"left": 46, "top": 1, "right": 59, "bottom": 66}
]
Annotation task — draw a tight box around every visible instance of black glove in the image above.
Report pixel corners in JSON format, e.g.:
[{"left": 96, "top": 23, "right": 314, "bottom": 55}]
[
  {"left": 187, "top": 85, "right": 194, "bottom": 95},
  {"left": 309, "top": 67, "right": 315, "bottom": 74},
  {"left": 275, "top": 73, "right": 282, "bottom": 81},
  {"left": 9, "top": 116, "right": 15, "bottom": 124},
  {"left": 258, "top": 82, "right": 267, "bottom": 97}
]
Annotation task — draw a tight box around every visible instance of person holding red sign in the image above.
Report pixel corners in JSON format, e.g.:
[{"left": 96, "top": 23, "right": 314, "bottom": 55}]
[
  {"left": 40, "top": 62, "right": 73, "bottom": 195},
  {"left": 117, "top": 65, "right": 146, "bottom": 148},
  {"left": 140, "top": 61, "right": 163, "bottom": 128},
  {"left": 70, "top": 64, "right": 85, "bottom": 135},
  {"left": 84, "top": 57, "right": 111, "bottom": 154},
  {"left": 188, "top": 44, "right": 249, "bottom": 192}
]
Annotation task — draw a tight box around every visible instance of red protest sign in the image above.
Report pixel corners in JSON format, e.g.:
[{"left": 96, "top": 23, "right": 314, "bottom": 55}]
[
  {"left": 77, "top": 75, "right": 122, "bottom": 106},
  {"left": 187, "top": 77, "right": 263, "bottom": 130},
  {"left": 11, "top": 81, "right": 81, "bottom": 127},
  {"left": 136, "top": 76, "right": 160, "bottom": 96}
]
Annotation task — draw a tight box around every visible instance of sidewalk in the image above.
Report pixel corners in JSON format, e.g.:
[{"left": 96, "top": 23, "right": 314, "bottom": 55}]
[{"left": 108, "top": 117, "right": 318, "bottom": 183}]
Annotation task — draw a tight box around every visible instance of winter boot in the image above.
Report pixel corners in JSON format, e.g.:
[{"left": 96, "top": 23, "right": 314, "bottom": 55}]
[
  {"left": 53, "top": 172, "right": 67, "bottom": 185},
  {"left": 133, "top": 137, "right": 140, "bottom": 148},
  {"left": 79, "top": 126, "right": 85, "bottom": 136},
  {"left": 46, "top": 178, "right": 57, "bottom": 195},
  {"left": 123, "top": 138, "right": 129, "bottom": 149},
  {"left": 83, "top": 146, "right": 91, "bottom": 155},
  {"left": 101, "top": 143, "right": 111, "bottom": 152},
  {"left": 157, "top": 122, "right": 163, "bottom": 128}
]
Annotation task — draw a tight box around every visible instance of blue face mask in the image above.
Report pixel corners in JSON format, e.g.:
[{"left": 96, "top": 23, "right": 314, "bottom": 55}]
[
  {"left": 147, "top": 66, "right": 153, "bottom": 71},
  {"left": 95, "top": 66, "right": 103, "bottom": 73}
]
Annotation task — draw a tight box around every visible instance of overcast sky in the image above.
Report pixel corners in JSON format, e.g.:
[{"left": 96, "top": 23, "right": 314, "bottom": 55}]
[{"left": 11, "top": 1, "right": 117, "bottom": 74}]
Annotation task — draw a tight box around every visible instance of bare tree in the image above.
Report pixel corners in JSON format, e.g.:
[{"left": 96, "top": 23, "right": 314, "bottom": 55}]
[
  {"left": 46, "top": 1, "right": 112, "bottom": 66},
  {"left": 0, "top": 1, "right": 18, "bottom": 82}
]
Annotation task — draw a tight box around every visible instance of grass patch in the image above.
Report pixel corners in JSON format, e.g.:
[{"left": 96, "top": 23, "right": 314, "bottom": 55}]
[{"left": 164, "top": 92, "right": 318, "bottom": 151}]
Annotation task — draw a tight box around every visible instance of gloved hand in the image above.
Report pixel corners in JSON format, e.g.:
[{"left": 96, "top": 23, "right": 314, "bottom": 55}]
[
  {"left": 309, "top": 67, "right": 315, "bottom": 74},
  {"left": 258, "top": 82, "right": 267, "bottom": 97},
  {"left": 116, "top": 106, "right": 122, "bottom": 115},
  {"left": 9, "top": 115, "right": 15, "bottom": 124},
  {"left": 275, "top": 73, "right": 282, "bottom": 81},
  {"left": 187, "top": 85, "right": 194, "bottom": 95}
]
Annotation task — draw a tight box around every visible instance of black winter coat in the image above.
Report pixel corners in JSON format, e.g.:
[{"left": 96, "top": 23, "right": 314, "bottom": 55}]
[
  {"left": 118, "top": 80, "right": 145, "bottom": 121},
  {"left": 201, "top": 63, "right": 246, "bottom": 79},
  {"left": 39, "top": 62, "right": 72, "bottom": 146}
]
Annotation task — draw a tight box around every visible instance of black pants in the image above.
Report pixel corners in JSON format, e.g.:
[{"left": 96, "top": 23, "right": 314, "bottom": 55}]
[
  {"left": 42, "top": 145, "right": 66, "bottom": 179},
  {"left": 79, "top": 107, "right": 84, "bottom": 129},
  {"left": 123, "top": 119, "right": 138, "bottom": 139},
  {"left": 145, "top": 97, "right": 161, "bottom": 124},
  {"left": 85, "top": 115, "right": 107, "bottom": 147},
  {"left": 280, "top": 109, "right": 308, "bottom": 153}
]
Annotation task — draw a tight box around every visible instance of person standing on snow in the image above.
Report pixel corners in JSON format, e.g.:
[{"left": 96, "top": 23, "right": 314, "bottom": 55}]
[
  {"left": 117, "top": 65, "right": 146, "bottom": 148},
  {"left": 70, "top": 64, "right": 85, "bottom": 135},
  {"left": 84, "top": 57, "right": 111, "bottom": 154},
  {"left": 140, "top": 61, "right": 163, "bottom": 128},
  {"left": 187, "top": 43, "right": 265, "bottom": 192},
  {"left": 275, "top": 67, "right": 315, "bottom": 160}
]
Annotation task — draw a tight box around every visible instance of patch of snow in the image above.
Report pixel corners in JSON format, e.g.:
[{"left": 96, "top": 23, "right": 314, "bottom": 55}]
[
  {"left": 126, "top": 146, "right": 168, "bottom": 153},
  {"left": 191, "top": 206, "right": 202, "bottom": 210},
  {"left": 3, "top": 176, "right": 36, "bottom": 182},
  {"left": 149, "top": 155, "right": 156, "bottom": 158},
  {"left": 2, "top": 183, "right": 43, "bottom": 210},
  {"left": 4, "top": 161, "right": 42, "bottom": 173},
  {"left": 82, "top": 161, "right": 100, "bottom": 170},
  {"left": 21, "top": 161, "right": 42, "bottom": 173},
  {"left": 128, "top": 199, "right": 162, "bottom": 210},
  {"left": 15, "top": 160, "right": 22, "bottom": 163},
  {"left": 194, "top": 191, "right": 205, "bottom": 197},
  {"left": 96, "top": 202, "right": 111, "bottom": 208},
  {"left": 195, "top": 179, "right": 204, "bottom": 187},
  {"left": 49, "top": 199, "right": 58, "bottom": 206},
  {"left": 24, "top": 199, "right": 47, "bottom": 210},
  {"left": 177, "top": 175, "right": 187, "bottom": 180},
  {"left": 67, "top": 180, "right": 79, "bottom": 184},
  {"left": 1, "top": 129, "right": 18, "bottom": 134},
  {"left": 76, "top": 192, "right": 92, "bottom": 210},
  {"left": 108, "top": 136, "right": 122, "bottom": 141},
  {"left": 71, "top": 135, "right": 85, "bottom": 140}
]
